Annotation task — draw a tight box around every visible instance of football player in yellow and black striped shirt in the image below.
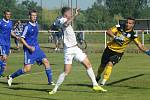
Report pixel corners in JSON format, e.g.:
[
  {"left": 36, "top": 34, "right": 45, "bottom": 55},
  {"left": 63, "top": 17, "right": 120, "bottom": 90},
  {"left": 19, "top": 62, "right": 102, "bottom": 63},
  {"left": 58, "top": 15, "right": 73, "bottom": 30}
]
[{"left": 96, "top": 17, "right": 150, "bottom": 85}]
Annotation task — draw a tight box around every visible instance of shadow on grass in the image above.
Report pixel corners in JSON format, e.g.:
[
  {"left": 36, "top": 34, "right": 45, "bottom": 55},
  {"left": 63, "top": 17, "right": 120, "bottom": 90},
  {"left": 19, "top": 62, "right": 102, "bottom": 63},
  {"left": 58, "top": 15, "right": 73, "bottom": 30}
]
[
  {"left": 5, "top": 84, "right": 97, "bottom": 94},
  {"left": 62, "top": 84, "right": 106, "bottom": 93},
  {"left": 58, "top": 89, "right": 98, "bottom": 94},
  {"left": 8, "top": 86, "right": 49, "bottom": 92},
  {"left": 111, "top": 85, "right": 150, "bottom": 90},
  {"left": 65, "top": 83, "right": 92, "bottom": 88},
  {"left": 0, "top": 81, "right": 20, "bottom": 86},
  {"left": 106, "top": 73, "right": 150, "bottom": 89},
  {"left": 107, "top": 74, "right": 145, "bottom": 86},
  {"left": 8, "top": 86, "right": 95, "bottom": 94},
  {"left": 0, "top": 91, "right": 56, "bottom": 100}
]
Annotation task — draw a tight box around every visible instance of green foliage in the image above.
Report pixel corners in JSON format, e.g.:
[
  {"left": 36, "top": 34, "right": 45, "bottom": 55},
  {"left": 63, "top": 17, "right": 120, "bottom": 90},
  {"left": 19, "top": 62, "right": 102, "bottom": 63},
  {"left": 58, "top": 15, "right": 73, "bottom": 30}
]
[
  {"left": 0, "top": 0, "right": 149, "bottom": 30},
  {"left": 74, "top": 0, "right": 150, "bottom": 30},
  {"left": 105, "top": 0, "right": 148, "bottom": 18}
]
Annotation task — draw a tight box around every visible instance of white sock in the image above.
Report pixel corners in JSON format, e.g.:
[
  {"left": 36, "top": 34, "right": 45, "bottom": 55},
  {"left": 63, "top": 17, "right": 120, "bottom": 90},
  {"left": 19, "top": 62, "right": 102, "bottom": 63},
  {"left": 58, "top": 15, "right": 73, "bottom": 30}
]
[
  {"left": 53, "top": 72, "right": 66, "bottom": 92},
  {"left": 101, "top": 79, "right": 107, "bottom": 85},
  {"left": 86, "top": 67, "right": 98, "bottom": 86}
]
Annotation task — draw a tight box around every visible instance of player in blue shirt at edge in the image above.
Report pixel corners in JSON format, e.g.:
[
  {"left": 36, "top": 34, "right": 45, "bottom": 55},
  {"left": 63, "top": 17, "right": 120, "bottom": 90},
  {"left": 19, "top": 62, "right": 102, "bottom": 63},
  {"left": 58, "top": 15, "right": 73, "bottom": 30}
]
[
  {"left": 0, "top": 10, "right": 20, "bottom": 77},
  {"left": 7, "top": 10, "right": 55, "bottom": 86}
]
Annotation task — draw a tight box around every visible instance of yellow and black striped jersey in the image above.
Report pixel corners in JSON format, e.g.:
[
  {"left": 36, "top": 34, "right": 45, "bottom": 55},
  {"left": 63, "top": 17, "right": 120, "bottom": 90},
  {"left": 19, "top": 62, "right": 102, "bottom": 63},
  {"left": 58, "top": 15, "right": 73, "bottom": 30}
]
[{"left": 107, "top": 24, "right": 140, "bottom": 53}]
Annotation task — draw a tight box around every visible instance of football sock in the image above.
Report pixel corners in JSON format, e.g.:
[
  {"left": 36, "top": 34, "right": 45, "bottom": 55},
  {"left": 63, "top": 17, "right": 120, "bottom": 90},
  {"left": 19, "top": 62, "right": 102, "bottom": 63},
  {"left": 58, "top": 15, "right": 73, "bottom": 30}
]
[
  {"left": 53, "top": 72, "right": 66, "bottom": 92},
  {"left": 45, "top": 67, "right": 52, "bottom": 83},
  {"left": 86, "top": 67, "right": 98, "bottom": 86},
  {"left": 96, "top": 66, "right": 105, "bottom": 82},
  {"left": 10, "top": 69, "right": 25, "bottom": 79},
  {"left": 103, "top": 65, "right": 112, "bottom": 81},
  {"left": 0, "top": 60, "right": 5, "bottom": 76}
]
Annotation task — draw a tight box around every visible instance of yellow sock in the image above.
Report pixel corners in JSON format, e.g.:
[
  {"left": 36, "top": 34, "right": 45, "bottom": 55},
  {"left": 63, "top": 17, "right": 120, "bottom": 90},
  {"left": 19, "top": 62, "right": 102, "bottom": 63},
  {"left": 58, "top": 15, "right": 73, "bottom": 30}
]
[{"left": 103, "top": 65, "right": 112, "bottom": 81}]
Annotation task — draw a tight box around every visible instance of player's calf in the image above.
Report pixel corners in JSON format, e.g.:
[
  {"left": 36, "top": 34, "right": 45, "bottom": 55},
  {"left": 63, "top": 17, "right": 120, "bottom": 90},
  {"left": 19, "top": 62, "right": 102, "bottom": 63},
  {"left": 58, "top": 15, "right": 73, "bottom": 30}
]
[
  {"left": 100, "top": 62, "right": 113, "bottom": 86},
  {"left": 42, "top": 58, "right": 54, "bottom": 85},
  {"left": 7, "top": 65, "right": 31, "bottom": 86},
  {"left": 0, "top": 56, "right": 7, "bottom": 77}
]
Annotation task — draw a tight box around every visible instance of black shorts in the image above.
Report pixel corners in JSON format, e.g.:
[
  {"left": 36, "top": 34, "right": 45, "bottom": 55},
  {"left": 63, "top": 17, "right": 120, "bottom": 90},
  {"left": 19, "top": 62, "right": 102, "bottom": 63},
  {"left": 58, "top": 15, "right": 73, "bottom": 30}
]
[{"left": 101, "top": 47, "right": 123, "bottom": 67}]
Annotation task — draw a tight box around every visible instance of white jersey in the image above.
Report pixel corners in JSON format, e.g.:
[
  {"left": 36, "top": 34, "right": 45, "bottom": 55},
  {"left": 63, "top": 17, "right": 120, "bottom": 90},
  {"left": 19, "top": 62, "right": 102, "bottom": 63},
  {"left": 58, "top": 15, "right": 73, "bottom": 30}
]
[{"left": 57, "top": 17, "right": 77, "bottom": 48}]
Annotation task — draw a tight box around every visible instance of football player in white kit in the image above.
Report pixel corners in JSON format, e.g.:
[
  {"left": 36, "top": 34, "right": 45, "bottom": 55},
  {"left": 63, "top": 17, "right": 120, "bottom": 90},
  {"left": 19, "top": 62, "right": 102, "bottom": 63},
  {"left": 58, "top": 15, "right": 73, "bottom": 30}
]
[{"left": 49, "top": 7, "right": 107, "bottom": 95}]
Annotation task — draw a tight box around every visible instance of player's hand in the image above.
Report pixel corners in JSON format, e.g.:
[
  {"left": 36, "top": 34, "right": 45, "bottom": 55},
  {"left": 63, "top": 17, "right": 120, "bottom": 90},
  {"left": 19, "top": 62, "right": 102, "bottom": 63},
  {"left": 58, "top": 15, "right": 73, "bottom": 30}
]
[
  {"left": 114, "top": 36, "right": 124, "bottom": 46},
  {"left": 75, "top": 8, "right": 80, "bottom": 16},
  {"left": 16, "top": 36, "right": 20, "bottom": 40},
  {"left": 145, "top": 50, "right": 150, "bottom": 56},
  {"left": 29, "top": 46, "right": 35, "bottom": 52}
]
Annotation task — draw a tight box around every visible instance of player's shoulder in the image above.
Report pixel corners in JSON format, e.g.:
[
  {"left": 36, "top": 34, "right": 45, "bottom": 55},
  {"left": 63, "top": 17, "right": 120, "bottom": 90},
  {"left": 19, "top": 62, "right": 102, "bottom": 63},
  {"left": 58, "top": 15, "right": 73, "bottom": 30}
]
[{"left": 22, "top": 23, "right": 30, "bottom": 30}]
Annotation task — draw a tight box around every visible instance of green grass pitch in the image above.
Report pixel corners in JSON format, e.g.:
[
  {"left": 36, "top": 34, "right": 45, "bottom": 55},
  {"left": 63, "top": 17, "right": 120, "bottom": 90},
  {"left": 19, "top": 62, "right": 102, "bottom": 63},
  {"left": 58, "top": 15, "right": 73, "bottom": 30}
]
[
  {"left": 0, "top": 51, "right": 150, "bottom": 100},
  {"left": 1, "top": 32, "right": 150, "bottom": 100}
]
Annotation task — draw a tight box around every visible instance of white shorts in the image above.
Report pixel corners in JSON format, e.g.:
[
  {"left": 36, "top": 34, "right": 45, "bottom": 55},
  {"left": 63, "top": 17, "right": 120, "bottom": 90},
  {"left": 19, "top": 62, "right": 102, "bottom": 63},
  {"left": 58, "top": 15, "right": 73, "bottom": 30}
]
[{"left": 64, "top": 46, "right": 87, "bottom": 64}]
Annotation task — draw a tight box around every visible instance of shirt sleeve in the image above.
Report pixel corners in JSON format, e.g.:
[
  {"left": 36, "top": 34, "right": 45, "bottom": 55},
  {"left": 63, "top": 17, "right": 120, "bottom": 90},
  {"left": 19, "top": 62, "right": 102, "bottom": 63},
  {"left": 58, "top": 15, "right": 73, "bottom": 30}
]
[
  {"left": 21, "top": 26, "right": 28, "bottom": 38},
  {"left": 133, "top": 33, "right": 141, "bottom": 44}
]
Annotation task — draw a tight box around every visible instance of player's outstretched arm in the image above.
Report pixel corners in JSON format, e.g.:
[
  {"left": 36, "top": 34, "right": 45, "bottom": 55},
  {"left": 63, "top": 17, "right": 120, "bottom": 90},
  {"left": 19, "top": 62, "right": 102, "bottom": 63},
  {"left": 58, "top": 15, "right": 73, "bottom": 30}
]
[
  {"left": 134, "top": 39, "right": 150, "bottom": 56},
  {"left": 64, "top": 8, "right": 80, "bottom": 26},
  {"left": 20, "top": 38, "right": 35, "bottom": 52}
]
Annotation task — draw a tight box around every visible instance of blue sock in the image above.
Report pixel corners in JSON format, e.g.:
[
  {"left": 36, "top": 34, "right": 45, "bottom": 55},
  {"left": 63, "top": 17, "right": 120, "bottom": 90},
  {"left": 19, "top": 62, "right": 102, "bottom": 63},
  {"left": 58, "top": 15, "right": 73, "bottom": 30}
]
[
  {"left": 0, "top": 60, "right": 3, "bottom": 66},
  {"left": 0, "top": 60, "right": 6, "bottom": 76},
  {"left": 45, "top": 67, "right": 52, "bottom": 83},
  {"left": 10, "top": 69, "right": 25, "bottom": 79}
]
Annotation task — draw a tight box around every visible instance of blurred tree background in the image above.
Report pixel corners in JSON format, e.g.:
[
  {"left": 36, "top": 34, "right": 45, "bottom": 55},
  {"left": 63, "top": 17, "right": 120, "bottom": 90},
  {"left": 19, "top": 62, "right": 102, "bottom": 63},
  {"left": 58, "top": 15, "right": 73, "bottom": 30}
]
[{"left": 0, "top": 0, "right": 149, "bottom": 30}]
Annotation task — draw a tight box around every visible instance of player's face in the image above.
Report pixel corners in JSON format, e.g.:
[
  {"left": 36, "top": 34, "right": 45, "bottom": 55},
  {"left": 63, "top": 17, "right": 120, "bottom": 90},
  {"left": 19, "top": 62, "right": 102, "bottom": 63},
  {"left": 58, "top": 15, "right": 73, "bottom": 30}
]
[
  {"left": 126, "top": 19, "right": 135, "bottom": 30},
  {"left": 30, "top": 13, "right": 37, "bottom": 22},
  {"left": 4, "top": 12, "right": 11, "bottom": 20},
  {"left": 64, "top": 9, "right": 72, "bottom": 19}
]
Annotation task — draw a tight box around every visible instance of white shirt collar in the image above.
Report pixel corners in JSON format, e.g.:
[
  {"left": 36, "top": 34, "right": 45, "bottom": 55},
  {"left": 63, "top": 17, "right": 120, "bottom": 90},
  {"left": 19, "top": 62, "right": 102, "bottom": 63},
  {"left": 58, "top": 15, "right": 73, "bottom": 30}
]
[
  {"left": 29, "top": 21, "right": 37, "bottom": 26},
  {"left": 3, "top": 18, "right": 9, "bottom": 23}
]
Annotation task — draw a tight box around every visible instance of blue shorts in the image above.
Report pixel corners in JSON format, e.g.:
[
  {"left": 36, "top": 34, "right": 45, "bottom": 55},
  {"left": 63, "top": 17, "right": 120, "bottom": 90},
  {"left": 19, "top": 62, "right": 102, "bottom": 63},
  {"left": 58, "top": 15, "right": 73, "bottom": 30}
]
[
  {"left": 0, "top": 45, "right": 10, "bottom": 56},
  {"left": 24, "top": 46, "right": 46, "bottom": 65}
]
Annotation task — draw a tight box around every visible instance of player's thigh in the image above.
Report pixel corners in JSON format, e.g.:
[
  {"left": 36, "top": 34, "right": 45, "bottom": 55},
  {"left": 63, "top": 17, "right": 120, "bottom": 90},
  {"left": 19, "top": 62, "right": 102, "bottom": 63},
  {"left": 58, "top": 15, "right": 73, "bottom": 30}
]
[
  {"left": 109, "top": 53, "right": 123, "bottom": 66},
  {"left": 100, "top": 48, "right": 111, "bottom": 68},
  {"left": 74, "top": 47, "right": 87, "bottom": 64},
  {"left": 64, "top": 64, "right": 72, "bottom": 74},
  {"left": 64, "top": 53, "right": 74, "bottom": 65},
  {"left": 35, "top": 48, "right": 47, "bottom": 66},
  {"left": 0, "top": 46, "right": 9, "bottom": 61}
]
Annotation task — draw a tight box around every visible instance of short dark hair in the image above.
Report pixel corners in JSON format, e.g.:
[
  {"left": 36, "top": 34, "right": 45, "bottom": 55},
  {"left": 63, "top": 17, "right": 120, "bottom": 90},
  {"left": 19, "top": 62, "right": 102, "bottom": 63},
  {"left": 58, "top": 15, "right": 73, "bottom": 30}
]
[
  {"left": 3, "top": 9, "right": 11, "bottom": 14},
  {"left": 61, "top": 7, "right": 71, "bottom": 15},
  {"left": 127, "top": 17, "right": 135, "bottom": 21},
  {"left": 29, "top": 10, "right": 37, "bottom": 16}
]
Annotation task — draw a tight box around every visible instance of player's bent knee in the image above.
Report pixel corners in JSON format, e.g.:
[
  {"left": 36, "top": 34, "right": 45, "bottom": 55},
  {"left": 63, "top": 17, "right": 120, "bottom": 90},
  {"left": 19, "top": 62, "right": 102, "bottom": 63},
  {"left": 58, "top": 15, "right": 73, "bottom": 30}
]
[
  {"left": 43, "top": 58, "right": 50, "bottom": 66},
  {"left": 2, "top": 56, "right": 7, "bottom": 61},
  {"left": 107, "top": 62, "right": 113, "bottom": 67},
  {"left": 23, "top": 65, "right": 31, "bottom": 72},
  {"left": 82, "top": 58, "right": 92, "bottom": 69}
]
